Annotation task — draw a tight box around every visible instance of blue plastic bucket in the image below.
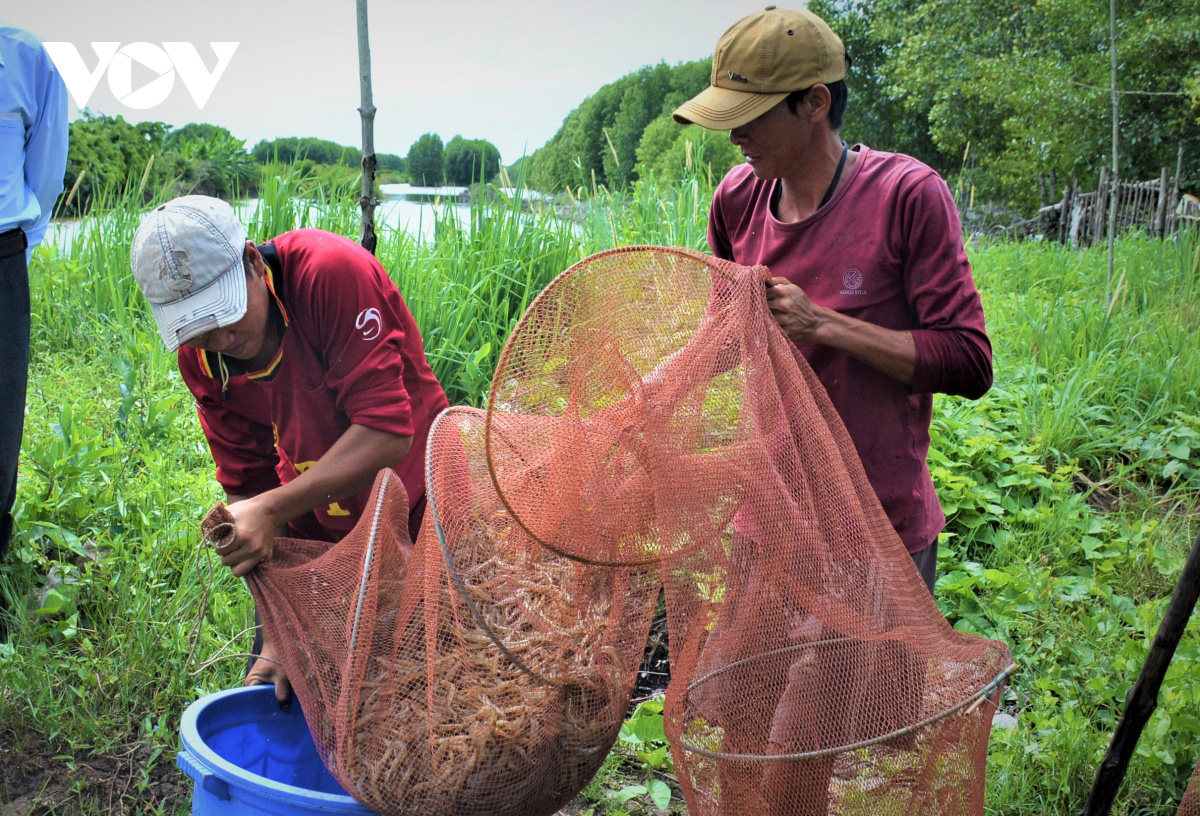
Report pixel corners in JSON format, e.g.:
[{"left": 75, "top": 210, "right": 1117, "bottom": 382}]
[{"left": 178, "top": 686, "right": 376, "bottom": 814}]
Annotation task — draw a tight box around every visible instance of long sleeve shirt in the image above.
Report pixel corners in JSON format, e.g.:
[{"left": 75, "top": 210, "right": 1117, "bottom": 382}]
[
  {"left": 0, "top": 27, "right": 69, "bottom": 263},
  {"left": 708, "top": 147, "right": 992, "bottom": 552}
]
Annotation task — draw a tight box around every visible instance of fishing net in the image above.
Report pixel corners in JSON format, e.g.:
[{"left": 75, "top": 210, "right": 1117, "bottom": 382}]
[
  {"left": 202, "top": 433, "right": 658, "bottom": 816},
  {"left": 202, "top": 246, "right": 1013, "bottom": 816},
  {"left": 1180, "top": 758, "right": 1200, "bottom": 816}
]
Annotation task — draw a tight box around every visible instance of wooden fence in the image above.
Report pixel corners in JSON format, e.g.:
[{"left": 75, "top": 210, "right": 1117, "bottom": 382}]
[{"left": 1006, "top": 160, "right": 1194, "bottom": 246}]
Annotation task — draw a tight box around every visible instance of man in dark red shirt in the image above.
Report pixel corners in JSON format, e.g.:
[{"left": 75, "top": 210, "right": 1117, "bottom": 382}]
[
  {"left": 674, "top": 6, "right": 991, "bottom": 594},
  {"left": 131, "top": 196, "right": 448, "bottom": 705}
]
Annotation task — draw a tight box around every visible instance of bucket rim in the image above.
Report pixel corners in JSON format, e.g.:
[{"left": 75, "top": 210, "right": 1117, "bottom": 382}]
[{"left": 179, "top": 685, "right": 373, "bottom": 812}]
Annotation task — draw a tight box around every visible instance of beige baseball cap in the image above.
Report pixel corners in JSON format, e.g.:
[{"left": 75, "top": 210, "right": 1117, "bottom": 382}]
[{"left": 673, "top": 5, "right": 847, "bottom": 131}]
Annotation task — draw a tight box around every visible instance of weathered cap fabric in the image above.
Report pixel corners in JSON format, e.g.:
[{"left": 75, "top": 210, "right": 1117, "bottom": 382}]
[
  {"left": 130, "top": 195, "right": 248, "bottom": 352},
  {"left": 673, "top": 5, "right": 846, "bottom": 131}
]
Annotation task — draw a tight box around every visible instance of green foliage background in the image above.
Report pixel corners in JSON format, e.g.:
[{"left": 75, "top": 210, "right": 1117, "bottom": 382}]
[
  {"left": 443, "top": 136, "right": 502, "bottom": 185},
  {"left": 523, "top": 59, "right": 743, "bottom": 192},
  {"left": 522, "top": 0, "right": 1200, "bottom": 211},
  {"left": 405, "top": 132, "right": 445, "bottom": 186}
]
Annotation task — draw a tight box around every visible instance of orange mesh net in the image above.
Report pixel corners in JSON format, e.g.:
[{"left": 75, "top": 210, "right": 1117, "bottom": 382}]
[
  {"left": 204, "top": 246, "right": 1013, "bottom": 816},
  {"left": 1180, "top": 759, "right": 1200, "bottom": 816}
]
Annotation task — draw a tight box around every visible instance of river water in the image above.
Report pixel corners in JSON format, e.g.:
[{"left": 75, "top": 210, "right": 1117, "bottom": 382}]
[{"left": 45, "top": 183, "right": 473, "bottom": 250}]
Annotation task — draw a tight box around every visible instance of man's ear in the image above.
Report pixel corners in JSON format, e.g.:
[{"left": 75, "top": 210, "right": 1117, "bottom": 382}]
[
  {"left": 243, "top": 240, "right": 265, "bottom": 279},
  {"left": 807, "top": 84, "right": 832, "bottom": 123}
]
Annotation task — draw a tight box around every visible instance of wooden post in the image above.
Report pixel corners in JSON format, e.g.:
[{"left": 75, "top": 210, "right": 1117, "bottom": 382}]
[
  {"left": 1094, "top": 167, "right": 1110, "bottom": 248},
  {"left": 1067, "top": 179, "right": 1081, "bottom": 248},
  {"left": 1081, "top": 527, "right": 1200, "bottom": 816},
  {"left": 1058, "top": 183, "right": 1073, "bottom": 245},
  {"left": 1155, "top": 167, "right": 1170, "bottom": 238},
  {"left": 1037, "top": 174, "right": 1050, "bottom": 237},
  {"left": 356, "top": 0, "right": 378, "bottom": 254},
  {"left": 1167, "top": 144, "right": 1184, "bottom": 236}
]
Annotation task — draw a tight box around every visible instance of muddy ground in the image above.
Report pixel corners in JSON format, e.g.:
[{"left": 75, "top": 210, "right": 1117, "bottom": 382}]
[{"left": 0, "top": 738, "right": 189, "bottom": 816}]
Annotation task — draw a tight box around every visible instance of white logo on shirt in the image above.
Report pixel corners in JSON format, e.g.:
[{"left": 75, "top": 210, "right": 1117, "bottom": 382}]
[
  {"left": 841, "top": 268, "right": 867, "bottom": 295},
  {"left": 356, "top": 307, "right": 382, "bottom": 341}
]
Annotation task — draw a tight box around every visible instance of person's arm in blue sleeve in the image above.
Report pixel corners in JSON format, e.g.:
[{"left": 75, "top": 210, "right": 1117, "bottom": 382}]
[{"left": 23, "top": 49, "right": 68, "bottom": 260}]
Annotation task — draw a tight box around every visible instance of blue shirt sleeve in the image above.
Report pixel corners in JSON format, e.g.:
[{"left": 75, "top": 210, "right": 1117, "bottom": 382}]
[
  {"left": 24, "top": 50, "right": 69, "bottom": 258},
  {"left": 0, "top": 28, "right": 70, "bottom": 262}
]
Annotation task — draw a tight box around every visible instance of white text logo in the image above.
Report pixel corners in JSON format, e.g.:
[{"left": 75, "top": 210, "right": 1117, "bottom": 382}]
[
  {"left": 840, "top": 268, "right": 867, "bottom": 295},
  {"left": 43, "top": 42, "right": 240, "bottom": 110},
  {"left": 356, "top": 308, "right": 382, "bottom": 341}
]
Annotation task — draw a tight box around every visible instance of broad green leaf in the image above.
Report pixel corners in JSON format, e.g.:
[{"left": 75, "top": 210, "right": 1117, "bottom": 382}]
[
  {"left": 648, "top": 778, "right": 672, "bottom": 809},
  {"left": 610, "top": 784, "right": 648, "bottom": 804}
]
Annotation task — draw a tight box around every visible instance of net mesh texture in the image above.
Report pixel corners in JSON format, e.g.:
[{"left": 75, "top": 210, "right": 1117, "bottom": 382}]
[
  {"left": 1180, "top": 759, "right": 1200, "bottom": 816},
  {"left": 203, "top": 246, "right": 1013, "bottom": 816}
]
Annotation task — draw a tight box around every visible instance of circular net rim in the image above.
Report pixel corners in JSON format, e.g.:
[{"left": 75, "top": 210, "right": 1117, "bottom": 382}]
[
  {"left": 482, "top": 245, "right": 738, "bottom": 568},
  {"left": 678, "top": 662, "right": 1017, "bottom": 762}
]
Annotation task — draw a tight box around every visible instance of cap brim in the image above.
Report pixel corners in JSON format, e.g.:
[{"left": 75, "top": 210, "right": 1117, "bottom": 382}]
[
  {"left": 672, "top": 86, "right": 789, "bottom": 130},
  {"left": 151, "top": 257, "right": 248, "bottom": 352}
]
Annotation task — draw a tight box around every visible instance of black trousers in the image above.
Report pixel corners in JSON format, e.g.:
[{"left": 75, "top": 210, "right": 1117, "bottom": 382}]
[
  {"left": 0, "top": 242, "right": 30, "bottom": 563},
  {"left": 909, "top": 536, "right": 939, "bottom": 596}
]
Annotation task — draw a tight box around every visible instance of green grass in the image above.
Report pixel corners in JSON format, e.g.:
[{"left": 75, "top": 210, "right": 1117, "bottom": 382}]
[{"left": 1, "top": 163, "right": 1198, "bottom": 815}]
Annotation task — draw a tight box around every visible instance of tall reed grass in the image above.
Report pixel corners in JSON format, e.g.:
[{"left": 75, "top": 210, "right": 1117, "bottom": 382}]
[{"left": 4, "top": 159, "right": 1199, "bottom": 815}]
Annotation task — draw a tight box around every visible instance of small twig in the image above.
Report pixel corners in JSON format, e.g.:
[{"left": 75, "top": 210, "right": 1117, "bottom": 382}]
[{"left": 186, "top": 625, "right": 273, "bottom": 676}]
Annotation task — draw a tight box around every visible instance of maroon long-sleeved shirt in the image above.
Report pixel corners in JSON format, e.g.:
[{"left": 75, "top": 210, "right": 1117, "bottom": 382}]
[{"left": 708, "top": 146, "right": 992, "bottom": 553}]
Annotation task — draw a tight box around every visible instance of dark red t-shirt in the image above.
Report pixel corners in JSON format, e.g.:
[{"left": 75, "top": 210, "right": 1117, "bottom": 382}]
[
  {"left": 708, "top": 147, "right": 992, "bottom": 553},
  {"left": 179, "top": 229, "right": 449, "bottom": 541}
]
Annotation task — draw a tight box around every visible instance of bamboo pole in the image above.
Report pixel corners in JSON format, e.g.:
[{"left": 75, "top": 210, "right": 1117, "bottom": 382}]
[
  {"left": 356, "top": 0, "right": 378, "bottom": 254},
  {"left": 1081, "top": 527, "right": 1200, "bottom": 816},
  {"left": 1106, "top": 0, "right": 1119, "bottom": 297}
]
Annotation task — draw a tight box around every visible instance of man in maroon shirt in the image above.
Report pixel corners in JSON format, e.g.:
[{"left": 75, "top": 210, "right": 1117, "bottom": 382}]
[
  {"left": 674, "top": 6, "right": 991, "bottom": 594},
  {"left": 131, "top": 196, "right": 448, "bottom": 706}
]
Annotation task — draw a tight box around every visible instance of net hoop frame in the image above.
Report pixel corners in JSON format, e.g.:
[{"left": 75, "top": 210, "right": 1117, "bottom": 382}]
[
  {"left": 678, "top": 662, "right": 1017, "bottom": 762},
  {"left": 347, "top": 468, "right": 394, "bottom": 652},
  {"left": 483, "top": 245, "right": 738, "bottom": 568}
]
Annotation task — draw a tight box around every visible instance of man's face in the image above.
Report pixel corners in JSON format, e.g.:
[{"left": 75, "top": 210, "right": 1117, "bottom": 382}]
[
  {"left": 184, "top": 243, "right": 273, "bottom": 362},
  {"left": 727, "top": 96, "right": 812, "bottom": 180}
]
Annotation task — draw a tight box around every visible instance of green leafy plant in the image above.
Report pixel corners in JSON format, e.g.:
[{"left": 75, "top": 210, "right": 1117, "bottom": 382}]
[{"left": 583, "top": 699, "right": 675, "bottom": 814}]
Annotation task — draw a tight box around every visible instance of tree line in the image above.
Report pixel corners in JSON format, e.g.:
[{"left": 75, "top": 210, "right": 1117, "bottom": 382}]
[
  {"left": 59, "top": 114, "right": 504, "bottom": 215},
  {"left": 251, "top": 136, "right": 404, "bottom": 175},
  {"left": 523, "top": 0, "right": 1199, "bottom": 210},
  {"left": 522, "top": 59, "right": 743, "bottom": 194}
]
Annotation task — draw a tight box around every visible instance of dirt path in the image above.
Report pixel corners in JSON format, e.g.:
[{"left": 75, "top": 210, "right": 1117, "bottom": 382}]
[{"left": 0, "top": 739, "right": 188, "bottom": 816}]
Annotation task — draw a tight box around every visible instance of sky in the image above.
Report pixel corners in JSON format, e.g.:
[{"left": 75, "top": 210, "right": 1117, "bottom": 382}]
[{"left": 5, "top": 0, "right": 769, "bottom": 164}]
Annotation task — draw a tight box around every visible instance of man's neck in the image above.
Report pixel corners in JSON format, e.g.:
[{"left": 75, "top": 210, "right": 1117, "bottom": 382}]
[
  {"left": 244, "top": 305, "right": 284, "bottom": 372},
  {"left": 775, "top": 133, "right": 854, "bottom": 223}
]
